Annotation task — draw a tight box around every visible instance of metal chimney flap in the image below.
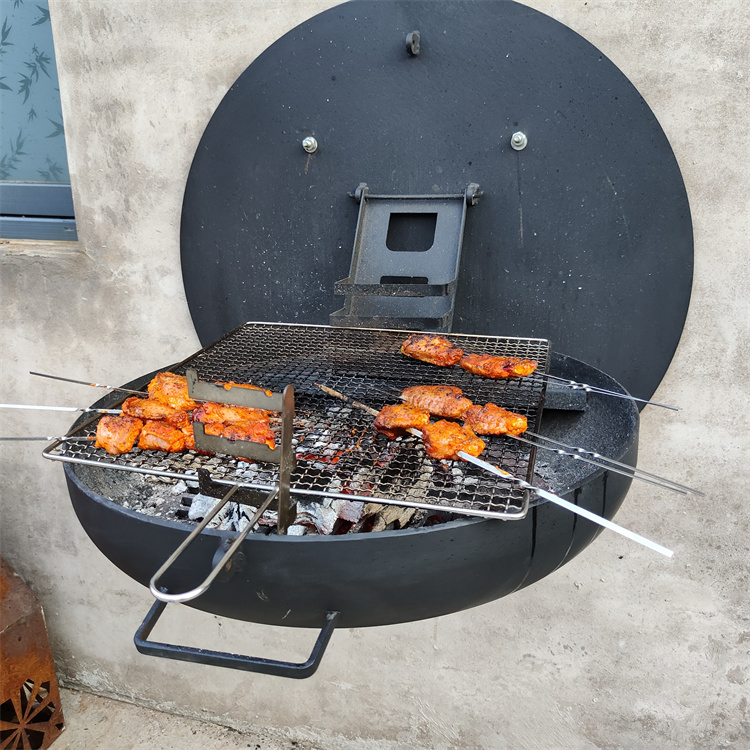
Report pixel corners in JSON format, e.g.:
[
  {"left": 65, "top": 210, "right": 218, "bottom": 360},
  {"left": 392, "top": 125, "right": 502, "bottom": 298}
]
[{"left": 330, "top": 182, "right": 481, "bottom": 331}]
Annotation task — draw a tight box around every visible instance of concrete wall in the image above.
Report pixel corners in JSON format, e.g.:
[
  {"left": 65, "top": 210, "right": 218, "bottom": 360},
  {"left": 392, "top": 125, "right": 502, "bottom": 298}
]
[{"left": 1, "top": 1, "right": 748, "bottom": 747}]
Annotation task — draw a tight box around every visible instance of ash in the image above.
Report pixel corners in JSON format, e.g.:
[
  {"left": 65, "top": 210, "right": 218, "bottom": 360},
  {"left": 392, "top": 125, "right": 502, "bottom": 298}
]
[{"left": 73, "top": 464, "right": 454, "bottom": 537}]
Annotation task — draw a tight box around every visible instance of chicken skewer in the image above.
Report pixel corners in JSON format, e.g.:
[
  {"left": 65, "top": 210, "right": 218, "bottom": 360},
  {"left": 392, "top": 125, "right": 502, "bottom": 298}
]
[
  {"left": 27, "top": 372, "right": 280, "bottom": 456},
  {"left": 399, "top": 334, "right": 679, "bottom": 410},
  {"left": 370, "top": 382, "right": 696, "bottom": 496},
  {"left": 315, "top": 383, "right": 673, "bottom": 558}
]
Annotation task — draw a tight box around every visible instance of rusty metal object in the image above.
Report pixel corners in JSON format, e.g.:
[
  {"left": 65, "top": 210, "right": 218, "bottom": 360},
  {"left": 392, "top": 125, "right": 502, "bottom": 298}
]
[{"left": 1, "top": 557, "right": 65, "bottom": 749}]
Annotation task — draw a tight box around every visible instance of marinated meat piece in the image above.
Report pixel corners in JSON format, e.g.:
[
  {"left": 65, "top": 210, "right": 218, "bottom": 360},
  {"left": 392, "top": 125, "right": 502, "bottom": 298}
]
[
  {"left": 137, "top": 420, "right": 186, "bottom": 452},
  {"left": 182, "top": 422, "right": 196, "bottom": 451},
  {"left": 401, "top": 334, "right": 464, "bottom": 367},
  {"left": 218, "top": 381, "right": 274, "bottom": 398},
  {"left": 463, "top": 403, "right": 528, "bottom": 436},
  {"left": 165, "top": 409, "right": 192, "bottom": 432},
  {"left": 121, "top": 396, "right": 182, "bottom": 421},
  {"left": 204, "top": 422, "right": 225, "bottom": 436},
  {"left": 222, "top": 420, "right": 276, "bottom": 450},
  {"left": 422, "top": 420, "right": 485, "bottom": 461},
  {"left": 401, "top": 385, "right": 473, "bottom": 419},
  {"left": 147, "top": 371, "right": 198, "bottom": 411},
  {"left": 192, "top": 401, "right": 269, "bottom": 424},
  {"left": 459, "top": 353, "right": 538, "bottom": 379},
  {"left": 95, "top": 415, "right": 143, "bottom": 455},
  {"left": 374, "top": 403, "right": 430, "bottom": 440}
]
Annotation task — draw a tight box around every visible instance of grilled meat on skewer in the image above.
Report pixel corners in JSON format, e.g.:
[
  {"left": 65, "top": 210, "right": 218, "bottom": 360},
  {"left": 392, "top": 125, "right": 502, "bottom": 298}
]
[
  {"left": 222, "top": 420, "right": 276, "bottom": 450},
  {"left": 374, "top": 403, "right": 430, "bottom": 440},
  {"left": 422, "top": 420, "right": 485, "bottom": 461},
  {"left": 218, "top": 381, "right": 274, "bottom": 397},
  {"left": 189, "top": 419, "right": 276, "bottom": 452},
  {"left": 95, "top": 415, "right": 143, "bottom": 455},
  {"left": 462, "top": 403, "right": 528, "bottom": 436},
  {"left": 459, "top": 353, "right": 538, "bottom": 379},
  {"left": 137, "top": 420, "right": 186, "bottom": 452},
  {"left": 401, "top": 334, "right": 464, "bottom": 367},
  {"left": 147, "top": 371, "right": 199, "bottom": 411},
  {"left": 121, "top": 396, "right": 184, "bottom": 421},
  {"left": 401, "top": 384, "right": 473, "bottom": 419},
  {"left": 192, "top": 401, "right": 269, "bottom": 425}
]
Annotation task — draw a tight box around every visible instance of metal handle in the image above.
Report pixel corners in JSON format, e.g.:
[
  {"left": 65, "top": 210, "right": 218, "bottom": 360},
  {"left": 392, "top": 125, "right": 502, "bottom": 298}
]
[
  {"left": 149, "top": 485, "right": 277, "bottom": 603},
  {"left": 134, "top": 604, "right": 340, "bottom": 679}
]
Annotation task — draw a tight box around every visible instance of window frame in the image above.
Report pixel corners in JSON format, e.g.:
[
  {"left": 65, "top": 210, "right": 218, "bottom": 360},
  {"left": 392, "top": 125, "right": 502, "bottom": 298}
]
[{"left": 0, "top": 183, "right": 77, "bottom": 241}]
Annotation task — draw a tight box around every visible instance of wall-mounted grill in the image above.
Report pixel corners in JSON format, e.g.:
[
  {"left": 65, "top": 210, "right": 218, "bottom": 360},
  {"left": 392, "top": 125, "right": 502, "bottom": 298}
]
[{"left": 52, "top": 0, "right": 693, "bottom": 678}]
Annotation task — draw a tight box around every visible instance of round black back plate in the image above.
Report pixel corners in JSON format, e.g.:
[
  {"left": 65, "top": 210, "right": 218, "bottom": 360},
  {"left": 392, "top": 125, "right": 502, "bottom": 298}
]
[{"left": 181, "top": 0, "right": 693, "bottom": 402}]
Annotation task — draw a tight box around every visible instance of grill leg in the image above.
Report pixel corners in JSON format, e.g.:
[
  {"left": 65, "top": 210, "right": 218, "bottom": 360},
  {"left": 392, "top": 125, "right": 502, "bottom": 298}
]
[{"left": 134, "top": 600, "right": 339, "bottom": 679}]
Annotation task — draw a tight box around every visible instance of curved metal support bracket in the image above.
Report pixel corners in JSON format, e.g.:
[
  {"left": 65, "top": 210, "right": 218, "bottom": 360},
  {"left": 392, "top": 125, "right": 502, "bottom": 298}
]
[
  {"left": 149, "top": 486, "right": 278, "bottom": 603},
  {"left": 134, "top": 605, "right": 340, "bottom": 679}
]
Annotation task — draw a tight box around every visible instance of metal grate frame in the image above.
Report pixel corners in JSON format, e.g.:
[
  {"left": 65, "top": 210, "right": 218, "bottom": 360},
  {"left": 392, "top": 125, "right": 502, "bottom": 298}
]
[{"left": 44, "top": 323, "right": 550, "bottom": 520}]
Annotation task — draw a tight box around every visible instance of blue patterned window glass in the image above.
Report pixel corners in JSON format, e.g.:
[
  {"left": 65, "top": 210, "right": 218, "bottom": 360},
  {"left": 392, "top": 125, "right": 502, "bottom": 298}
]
[{"left": 0, "top": 0, "right": 76, "bottom": 240}]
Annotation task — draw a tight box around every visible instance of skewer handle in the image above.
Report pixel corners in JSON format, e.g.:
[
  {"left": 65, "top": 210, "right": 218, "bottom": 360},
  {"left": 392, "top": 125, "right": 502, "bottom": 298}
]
[
  {"left": 0, "top": 436, "right": 96, "bottom": 442},
  {"left": 29, "top": 371, "right": 146, "bottom": 396},
  {"left": 539, "top": 373, "right": 679, "bottom": 411},
  {"left": 0, "top": 403, "right": 120, "bottom": 414},
  {"left": 457, "top": 452, "right": 673, "bottom": 557}
]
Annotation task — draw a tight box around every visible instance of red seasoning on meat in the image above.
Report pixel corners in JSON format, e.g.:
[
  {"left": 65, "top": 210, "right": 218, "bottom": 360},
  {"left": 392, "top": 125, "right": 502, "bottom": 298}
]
[
  {"left": 462, "top": 403, "right": 528, "bottom": 436},
  {"left": 121, "top": 396, "right": 183, "bottom": 421},
  {"left": 374, "top": 403, "right": 431, "bottom": 440},
  {"left": 401, "top": 334, "right": 464, "bottom": 367},
  {"left": 147, "top": 371, "right": 199, "bottom": 411},
  {"left": 95, "top": 415, "right": 143, "bottom": 455},
  {"left": 137, "top": 420, "right": 186, "bottom": 453},
  {"left": 222, "top": 420, "right": 277, "bottom": 451},
  {"left": 192, "top": 401, "right": 269, "bottom": 425},
  {"left": 459, "top": 353, "right": 538, "bottom": 379},
  {"left": 401, "top": 384, "right": 473, "bottom": 419},
  {"left": 422, "top": 420, "right": 485, "bottom": 461}
]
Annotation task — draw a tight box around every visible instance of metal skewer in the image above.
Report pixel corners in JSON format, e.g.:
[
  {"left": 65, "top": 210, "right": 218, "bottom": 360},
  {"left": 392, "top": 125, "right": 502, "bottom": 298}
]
[
  {"left": 363, "top": 382, "right": 695, "bottom": 496},
  {"left": 315, "top": 383, "right": 673, "bottom": 558},
  {"left": 0, "top": 436, "right": 96, "bottom": 442},
  {"left": 0, "top": 403, "right": 121, "bottom": 414},
  {"left": 507, "top": 432, "right": 690, "bottom": 495},
  {"left": 533, "top": 372, "right": 680, "bottom": 411},
  {"left": 522, "top": 431, "right": 704, "bottom": 496},
  {"left": 30, "top": 371, "right": 147, "bottom": 396}
]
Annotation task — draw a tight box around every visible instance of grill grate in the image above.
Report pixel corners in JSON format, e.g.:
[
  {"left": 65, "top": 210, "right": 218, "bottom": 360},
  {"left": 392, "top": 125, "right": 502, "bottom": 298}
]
[{"left": 44, "top": 323, "right": 550, "bottom": 519}]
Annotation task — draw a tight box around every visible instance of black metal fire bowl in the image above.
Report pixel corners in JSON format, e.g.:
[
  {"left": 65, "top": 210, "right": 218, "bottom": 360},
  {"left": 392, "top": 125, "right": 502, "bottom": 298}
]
[{"left": 64, "top": 352, "right": 637, "bottom": 630}]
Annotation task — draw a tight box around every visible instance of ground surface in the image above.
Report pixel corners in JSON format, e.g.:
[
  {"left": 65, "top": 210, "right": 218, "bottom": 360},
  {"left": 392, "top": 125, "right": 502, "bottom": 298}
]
[{"left": 54, "top": 689, "right": 324, "bottom": 750}]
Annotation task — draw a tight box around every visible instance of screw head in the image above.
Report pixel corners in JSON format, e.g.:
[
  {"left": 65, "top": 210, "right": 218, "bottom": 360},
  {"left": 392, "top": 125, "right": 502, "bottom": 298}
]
[
  {"left": 510, "top": 131, "right": 528, "bottom": 151},
  {"left": 302, "top": 136, "right": 318, "bottom": 153}
]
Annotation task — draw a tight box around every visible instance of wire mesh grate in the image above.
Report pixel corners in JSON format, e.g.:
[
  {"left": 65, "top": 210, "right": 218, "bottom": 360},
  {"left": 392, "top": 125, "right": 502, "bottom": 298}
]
[{"left": 44, "top": 323, "right": 550, "bottom": 519}]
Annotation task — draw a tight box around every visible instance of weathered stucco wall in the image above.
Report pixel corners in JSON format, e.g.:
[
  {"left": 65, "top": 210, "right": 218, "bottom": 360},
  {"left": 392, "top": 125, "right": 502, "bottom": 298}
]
[{"left": 1, "top": 1, "right": 748, "bottom": 748}]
